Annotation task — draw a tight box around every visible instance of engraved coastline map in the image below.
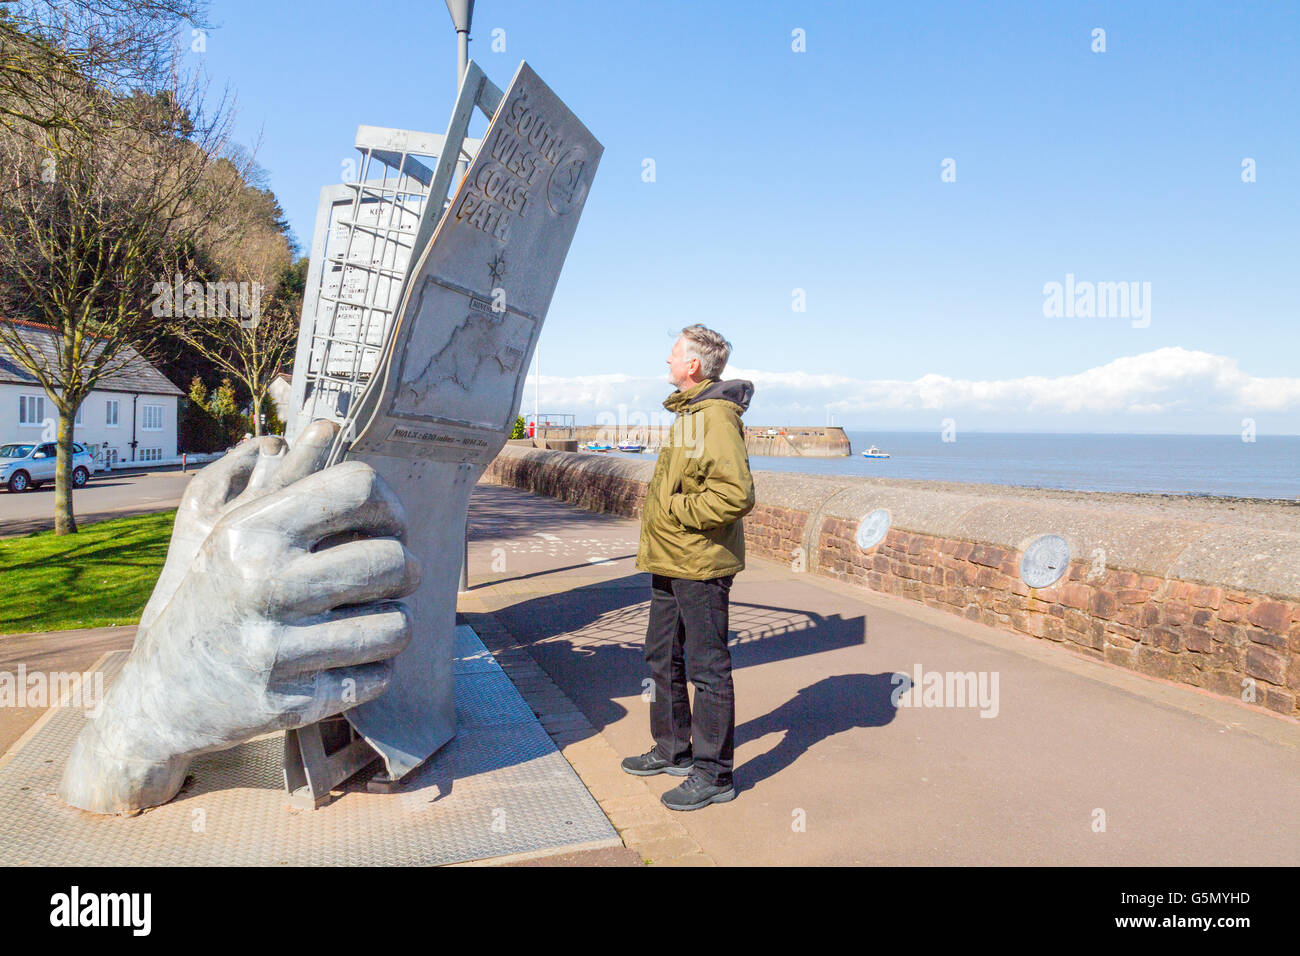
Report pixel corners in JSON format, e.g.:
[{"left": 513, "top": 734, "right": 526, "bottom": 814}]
[{"left": 394, "top": 281, "right": 533, "bottom": 429}]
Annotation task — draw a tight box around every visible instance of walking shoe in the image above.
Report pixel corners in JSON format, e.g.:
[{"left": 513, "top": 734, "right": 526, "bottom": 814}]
[
  {"left": 620, "top": 748, "right": 693, "bottom": 776},
  {"left": 660, "top": 771, "right": 736, "bottom": 811}
]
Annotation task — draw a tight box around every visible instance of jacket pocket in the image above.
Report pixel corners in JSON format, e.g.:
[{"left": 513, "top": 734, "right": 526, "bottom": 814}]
[{"left": 680, "top": 457, "right": 702, "bottom": 495}]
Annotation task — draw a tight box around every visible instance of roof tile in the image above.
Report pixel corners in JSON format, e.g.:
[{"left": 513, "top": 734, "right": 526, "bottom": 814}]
[{"left": 0, "top": 322, "right": 184, "bottom": 396}]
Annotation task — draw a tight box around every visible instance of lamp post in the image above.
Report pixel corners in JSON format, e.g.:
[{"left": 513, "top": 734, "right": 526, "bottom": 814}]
[
  {"left": 447, "top": 0, "right": 475, "bottom": 593},
  {"left": 445, "top": 0, "right": 474, "bottom": 86}
]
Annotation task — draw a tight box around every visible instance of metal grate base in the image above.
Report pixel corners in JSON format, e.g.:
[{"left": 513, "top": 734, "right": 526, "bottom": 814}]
[{"left": 0, "top": 626, "right": 618, "bottom": 866}]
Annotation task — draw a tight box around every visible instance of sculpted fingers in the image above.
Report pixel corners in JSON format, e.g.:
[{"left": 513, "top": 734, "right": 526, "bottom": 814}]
[
  {"left": 259, "top": 419, "right": 339, "bottom": 495},
  {"left": 277, "top": 661, "right": 394, "bottom": 726},
  {"left": 146, "top": 437, "right": 286, "bottom": 630},
  {"left": 239, "top": 435, "right": 290, "bottom": 499},
  {"left": 189, "top": 423, "right": 334, "bottom": 519},
  {"left": 268, "top": 538, "right": 421, "bottom": 618},
  {"left": 232, "top": 460, "right": 407, "bottom": 550},
  {"left": 272, "top": 602, "right": 413, "bottom": 676},
  {"left": 183, "top": 437, "right": 279, "bottom": 515}
]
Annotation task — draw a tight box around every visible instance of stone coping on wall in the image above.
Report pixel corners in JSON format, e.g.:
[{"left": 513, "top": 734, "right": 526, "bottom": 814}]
[
  {"left": 489, "top": 446, "right": 1300, "bottom": 598},
  {"left": 485, "top": 446, "right": 1300, "bottom": 718}
]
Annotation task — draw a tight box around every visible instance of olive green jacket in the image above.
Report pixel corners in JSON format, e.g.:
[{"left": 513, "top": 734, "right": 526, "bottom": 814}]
[{"left": 635, "top": 378, "right": 756, "bottom": 580}]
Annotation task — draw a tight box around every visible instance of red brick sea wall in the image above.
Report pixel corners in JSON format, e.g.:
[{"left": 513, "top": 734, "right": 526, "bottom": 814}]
[{"left": 484, "top": 446, "right": 1300, "bottom": 718}]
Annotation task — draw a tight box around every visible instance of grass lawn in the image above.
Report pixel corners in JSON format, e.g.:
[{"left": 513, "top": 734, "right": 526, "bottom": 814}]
[{"left": 0, "top": 510, "right": 175, "bottom": 633}]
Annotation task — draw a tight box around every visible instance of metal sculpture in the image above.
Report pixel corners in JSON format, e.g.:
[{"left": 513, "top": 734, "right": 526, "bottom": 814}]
[
  {"left": 59, "top": 422, "right": 421, "bottom": 814},
  {"left": 288, "top": 61, "right": 601, "bottom": 786},
  {"left": 60, "top": 60, "right": 601, "bottom": 812}
]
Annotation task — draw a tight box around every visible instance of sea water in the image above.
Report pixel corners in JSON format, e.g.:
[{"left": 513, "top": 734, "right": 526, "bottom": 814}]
[{"left": 615, "top": 432, "right": 1300, "bottom": 500}]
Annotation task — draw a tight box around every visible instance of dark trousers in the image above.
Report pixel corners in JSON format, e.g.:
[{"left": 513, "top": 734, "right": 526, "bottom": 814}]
[{"left": 644, "top": 573, "right": 735, "bottom": 786}]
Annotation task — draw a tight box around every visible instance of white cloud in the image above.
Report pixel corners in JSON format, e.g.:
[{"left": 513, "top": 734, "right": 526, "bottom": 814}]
[{"left": 521, "top": 348, "right": 1300, "bottom": 428}]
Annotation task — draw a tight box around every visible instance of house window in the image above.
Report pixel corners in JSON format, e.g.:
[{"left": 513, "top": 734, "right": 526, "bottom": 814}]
[
  {"left": 141, "top": 403, "right": 163, "bottom": 431},
  {"left": 18, "top": 394, "right": 44, "bottom": 426},
  {"left": 74, "top": 403, "right": 83, "bottom": 426},
  {"left": 106, "top": 400, "right": 119, "bottom": 427}
]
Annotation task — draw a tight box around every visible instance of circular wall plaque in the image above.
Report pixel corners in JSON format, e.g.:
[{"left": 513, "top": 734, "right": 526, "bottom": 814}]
[
  {"left": 1020, "top": 534, "right": 1070, "bottom": 589},
  {"left": 855, "top": 509, "right": 891, "bottom": 551}
]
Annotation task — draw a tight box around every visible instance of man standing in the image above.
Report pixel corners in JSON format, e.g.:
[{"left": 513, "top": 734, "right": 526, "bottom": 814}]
[{"left": 623, "top": 324, "right": 755, "bottom": 810}]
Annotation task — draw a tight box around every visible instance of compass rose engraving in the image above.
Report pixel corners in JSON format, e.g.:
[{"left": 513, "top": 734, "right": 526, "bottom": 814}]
[{"left": 487, "top": 252, "right": 507, "bottom": 286}]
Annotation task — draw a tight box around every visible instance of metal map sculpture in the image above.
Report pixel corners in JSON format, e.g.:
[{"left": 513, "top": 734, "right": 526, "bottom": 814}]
[{"left": 60, "top": 60, "right": 601, "bottom": 813}]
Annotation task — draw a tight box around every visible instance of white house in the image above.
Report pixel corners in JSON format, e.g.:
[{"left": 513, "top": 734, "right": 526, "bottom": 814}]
[
  {"left": 1, "top": 320, "right": 184, "bottom": 467},
  {"left": 268, "top": 371, "right": 294, "bottom": 429}
]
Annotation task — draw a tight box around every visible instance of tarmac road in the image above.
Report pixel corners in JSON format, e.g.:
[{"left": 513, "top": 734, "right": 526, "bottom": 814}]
[{"left": 0, "top": 470, "right": 193, "bottom": 536}]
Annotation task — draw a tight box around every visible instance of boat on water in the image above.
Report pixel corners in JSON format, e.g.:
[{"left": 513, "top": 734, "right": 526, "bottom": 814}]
[
  {"left": 862, "top": 445, "right": 891, "bottom": 459},
  {"left": 617, "top": 440, "right": 645, "bottom": 453},
  {"left": 584, "top": 441, "right": 614, "bottom": 452}
]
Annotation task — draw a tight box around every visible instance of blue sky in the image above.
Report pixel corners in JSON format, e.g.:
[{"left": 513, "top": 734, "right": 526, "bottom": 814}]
[{"left": 193, "top": 0, "right": 1298, "bottom": 433}]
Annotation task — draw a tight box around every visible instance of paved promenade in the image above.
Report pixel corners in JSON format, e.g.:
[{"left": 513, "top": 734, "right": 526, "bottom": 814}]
[
  {"left": 3, "top": 480, "right": 1295, "bottom": 866},
  {"left": 0, "top": 626, "right": 135, "bottom": 754},
  {"left": 459, "top": 482, "right": 1299, "bottom": 866}
]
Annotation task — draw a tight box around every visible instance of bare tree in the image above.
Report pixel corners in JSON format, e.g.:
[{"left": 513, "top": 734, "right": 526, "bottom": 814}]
[
  {"left": 0, "top": 64, "right": 244, "bottom": 533},
  {"left": 171, "top": 270, "right": 302, "bottom": 438},
  {"left": 166, "top": 158, "right": 301, "bottom": 438},
  {"left": 0, "top": 0, "right": 207, "bottom": 138},
  {"left": 179, "top": 299, "right": 300, "bottom": 437}
]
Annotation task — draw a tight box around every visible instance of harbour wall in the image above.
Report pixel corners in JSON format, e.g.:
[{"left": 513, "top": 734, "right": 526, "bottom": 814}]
[
  {"left": 483, "top": 445, "right": 1300, "bottom": 719},
  {"left": 534, "top": 424, "right": 851, "bottom": 457}
]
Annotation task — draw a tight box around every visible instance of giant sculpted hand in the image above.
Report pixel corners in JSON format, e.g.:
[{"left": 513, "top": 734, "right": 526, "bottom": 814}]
[{"left": 59, "top": 421, "right": 421, "bottom": 815}]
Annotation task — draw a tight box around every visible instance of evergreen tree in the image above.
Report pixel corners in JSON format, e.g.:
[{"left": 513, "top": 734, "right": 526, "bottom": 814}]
[{"left": 208, "top": 377, "right": 241, "bottom": 446}]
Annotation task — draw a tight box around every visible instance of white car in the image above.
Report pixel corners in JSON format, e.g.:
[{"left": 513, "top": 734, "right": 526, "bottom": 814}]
[{"left": 0, "top": 441, "right": 97, "bottom": 493}]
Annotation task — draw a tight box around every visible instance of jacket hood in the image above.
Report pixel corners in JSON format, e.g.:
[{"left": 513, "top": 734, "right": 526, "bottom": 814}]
[{"left": 663, "top": 378, "right": 754, "bottom": 415}]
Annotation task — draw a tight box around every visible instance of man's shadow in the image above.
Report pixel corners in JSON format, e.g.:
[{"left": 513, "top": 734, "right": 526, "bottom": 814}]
[
  {"left": 487, "top": 572, "right": 902, "bottom": 790},
  {"left": 734, "top": 673, "right": 900, "bottom": 790}
]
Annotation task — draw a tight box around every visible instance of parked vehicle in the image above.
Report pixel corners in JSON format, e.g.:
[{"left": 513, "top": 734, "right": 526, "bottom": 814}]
[{"left": 0, "top": 441, "right": 97, "bottom": 492}]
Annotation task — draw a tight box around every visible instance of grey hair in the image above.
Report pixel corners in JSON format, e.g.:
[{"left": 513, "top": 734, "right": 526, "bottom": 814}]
[{"left": 678, "top": 324, "right": 732, "bottom": 379}]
